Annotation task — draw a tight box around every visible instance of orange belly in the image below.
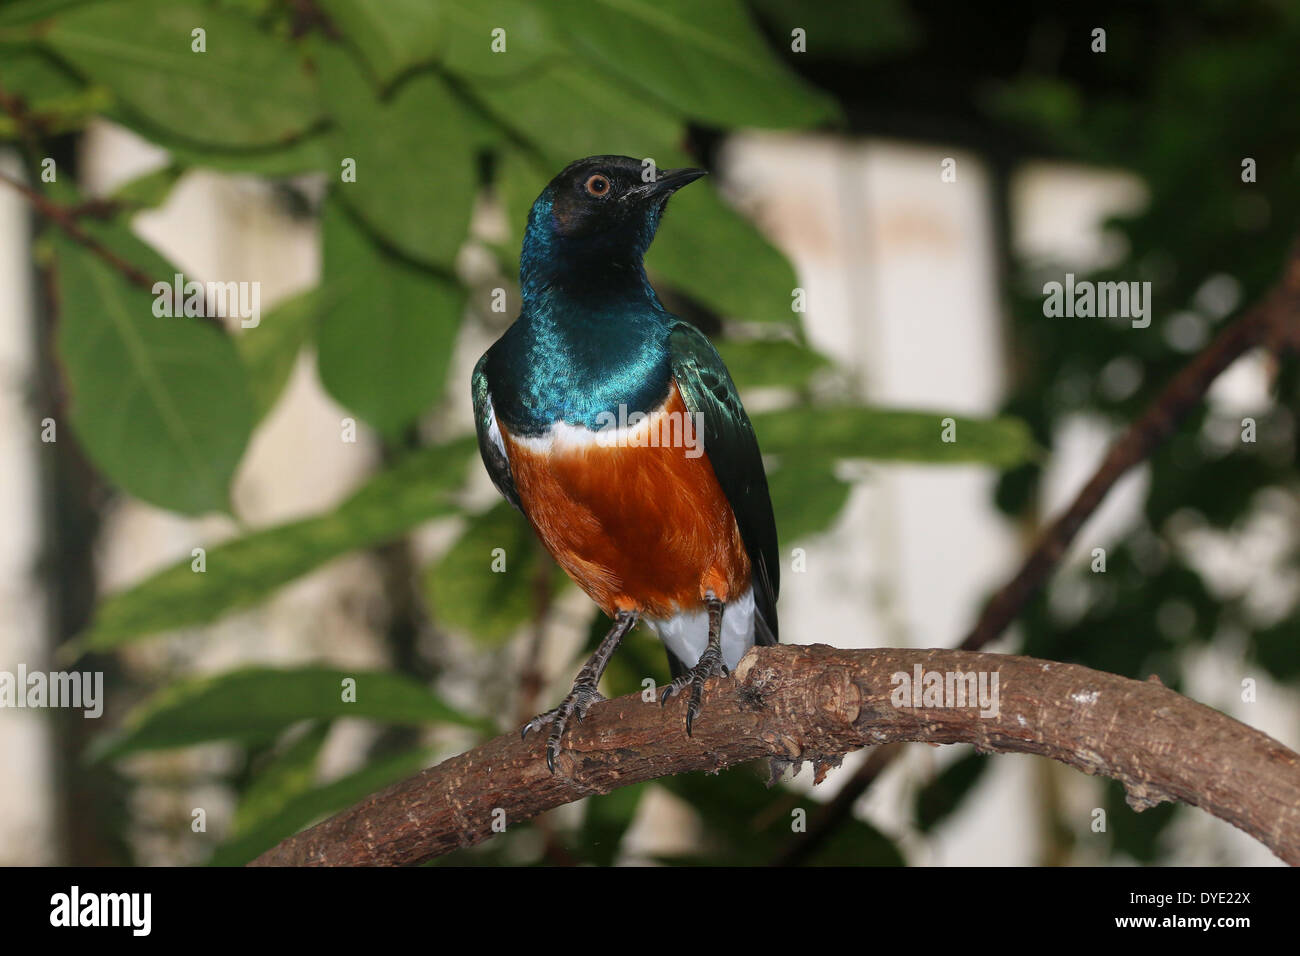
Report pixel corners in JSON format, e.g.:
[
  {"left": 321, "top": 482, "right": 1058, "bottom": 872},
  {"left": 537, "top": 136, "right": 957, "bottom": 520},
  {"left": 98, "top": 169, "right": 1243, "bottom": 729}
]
[{"left": 499, "top": 383, "right": 750, "bottom": 619}]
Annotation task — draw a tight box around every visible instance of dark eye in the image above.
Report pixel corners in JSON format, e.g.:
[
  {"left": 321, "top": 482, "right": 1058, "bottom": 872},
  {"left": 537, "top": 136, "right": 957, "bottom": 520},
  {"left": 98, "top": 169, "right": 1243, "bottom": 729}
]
[{"left": 584, "top": 174, "right": 611, "bottom": 197}]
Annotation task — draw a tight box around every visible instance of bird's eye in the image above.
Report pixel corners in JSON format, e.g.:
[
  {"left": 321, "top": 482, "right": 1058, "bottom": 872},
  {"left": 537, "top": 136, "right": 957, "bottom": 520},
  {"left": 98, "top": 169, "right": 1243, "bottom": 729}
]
[{"left": 585, "top": 174, "right": 611, "bottom": 197}]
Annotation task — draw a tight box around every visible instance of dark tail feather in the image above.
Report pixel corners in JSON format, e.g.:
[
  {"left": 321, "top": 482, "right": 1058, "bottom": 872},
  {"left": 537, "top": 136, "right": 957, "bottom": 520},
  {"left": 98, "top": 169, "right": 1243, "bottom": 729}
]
[{"left": 754, "top": 566, "right": 779, "bottom": 646}]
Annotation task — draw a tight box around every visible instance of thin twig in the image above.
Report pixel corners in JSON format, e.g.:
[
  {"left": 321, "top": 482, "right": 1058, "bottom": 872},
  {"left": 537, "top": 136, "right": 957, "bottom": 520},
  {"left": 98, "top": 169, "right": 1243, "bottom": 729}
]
[
  {"left": 0, "top": 168, "right": 227, "bottom": 329},
  {"left": 285, "top": 0, "right": 340, "bottom": 39},
  {"left": 0, "top": 79, "right": 46, "bottom": 160},
  {"left": 0, "top": 168, "right": 157, "bottom": 293},
  {"left": 963, "top": 258, "right": 1300, "bottom": 652},
  {"left": 0, "top": 80, "right": 162, "bottom": 296}
]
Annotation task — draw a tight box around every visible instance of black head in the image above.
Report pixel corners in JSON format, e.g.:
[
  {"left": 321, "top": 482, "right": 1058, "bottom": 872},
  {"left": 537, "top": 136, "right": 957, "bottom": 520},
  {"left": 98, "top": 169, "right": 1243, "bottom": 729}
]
[{"left": 520, "top": 156, "right": 706, "bottom": 294}]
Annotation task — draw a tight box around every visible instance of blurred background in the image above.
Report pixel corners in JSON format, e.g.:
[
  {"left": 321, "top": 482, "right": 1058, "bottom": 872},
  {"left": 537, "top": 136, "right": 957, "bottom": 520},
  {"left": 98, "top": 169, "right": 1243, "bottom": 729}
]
[{"left": 0, "top": 0, "right": 1297, "bottom": 866}]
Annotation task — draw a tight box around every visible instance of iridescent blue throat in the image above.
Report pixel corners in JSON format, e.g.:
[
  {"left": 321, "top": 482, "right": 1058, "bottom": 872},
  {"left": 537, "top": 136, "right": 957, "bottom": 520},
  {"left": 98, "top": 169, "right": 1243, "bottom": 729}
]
[{"left": 485, "top": 192, "right": 675, "bottom": 436}]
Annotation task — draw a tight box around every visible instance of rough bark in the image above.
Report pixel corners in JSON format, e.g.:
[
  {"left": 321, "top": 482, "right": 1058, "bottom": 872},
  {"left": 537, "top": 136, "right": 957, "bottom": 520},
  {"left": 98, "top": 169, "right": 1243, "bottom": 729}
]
[{"left": 250, "top": 644, "right": 1300, "bottom": 866}]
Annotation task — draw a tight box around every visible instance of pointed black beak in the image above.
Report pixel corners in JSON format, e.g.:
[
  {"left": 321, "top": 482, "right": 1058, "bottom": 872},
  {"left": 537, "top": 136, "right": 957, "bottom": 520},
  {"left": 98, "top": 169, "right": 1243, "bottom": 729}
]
[{"left": 624, "top": 166, "right": 707, "bottom": 204}]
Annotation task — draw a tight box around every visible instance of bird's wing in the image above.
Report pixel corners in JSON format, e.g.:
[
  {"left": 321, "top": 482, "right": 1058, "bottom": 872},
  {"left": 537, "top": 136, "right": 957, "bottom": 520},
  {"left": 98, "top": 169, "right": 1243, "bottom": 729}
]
[
  {"left": 472, "top": 353, "right": 521, "bottom": 512},
  {"left": 669, "top": 321, "right": 779, "bottom": 643}
]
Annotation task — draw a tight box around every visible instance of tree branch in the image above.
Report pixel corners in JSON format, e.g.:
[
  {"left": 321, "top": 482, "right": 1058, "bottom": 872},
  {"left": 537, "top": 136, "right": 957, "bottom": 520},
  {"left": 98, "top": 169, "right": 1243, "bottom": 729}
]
[
  {"left": 780, "top": 240, "right": 1300, "bottom": 861},
  {"left": 250, "top": 644, "right": 1300, "bottom": 866},
  {"left": 250, "top": 243, "right": 1300, "bottom": 868},
  {"left": 964, "top": 247, "right": 1300, "bottom": 653}
]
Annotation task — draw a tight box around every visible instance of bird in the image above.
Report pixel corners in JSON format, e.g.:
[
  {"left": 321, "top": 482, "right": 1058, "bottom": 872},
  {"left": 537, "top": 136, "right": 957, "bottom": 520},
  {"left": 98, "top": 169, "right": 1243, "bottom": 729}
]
[{"left": 472, "top": 155, "right": 779, "bottom": 771}]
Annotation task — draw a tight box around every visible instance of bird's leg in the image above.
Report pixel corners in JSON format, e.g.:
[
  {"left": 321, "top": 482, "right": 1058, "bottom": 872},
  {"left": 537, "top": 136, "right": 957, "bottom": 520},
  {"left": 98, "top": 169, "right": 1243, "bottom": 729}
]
[
  {"left": 660, "top": 596, "right": 727, "bottom": 736},
  {"left": 522, "top": 609, "right": 638, "bottom": 772}
]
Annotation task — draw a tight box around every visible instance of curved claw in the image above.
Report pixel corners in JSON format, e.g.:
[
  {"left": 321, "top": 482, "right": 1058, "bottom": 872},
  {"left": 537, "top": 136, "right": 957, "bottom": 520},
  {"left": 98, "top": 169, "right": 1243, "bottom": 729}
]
[
  {"left": 523, "top": 681, "right": 604, "bottom": 770},
  {"left": 664, "top": 650, "right": 728, "bottom": 734},
  {"left": 521, "top": 712, "right": 551, "bottom": 740},
  {"left": 686, "top": 677, "right": 707, "bottom": 736}
]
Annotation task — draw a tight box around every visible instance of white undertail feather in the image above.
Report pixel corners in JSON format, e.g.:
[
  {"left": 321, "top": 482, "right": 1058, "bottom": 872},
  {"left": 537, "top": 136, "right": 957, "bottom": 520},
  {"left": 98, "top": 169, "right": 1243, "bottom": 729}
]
[{"left": 645, "top": 587, "right": 756, "bottom": 671}]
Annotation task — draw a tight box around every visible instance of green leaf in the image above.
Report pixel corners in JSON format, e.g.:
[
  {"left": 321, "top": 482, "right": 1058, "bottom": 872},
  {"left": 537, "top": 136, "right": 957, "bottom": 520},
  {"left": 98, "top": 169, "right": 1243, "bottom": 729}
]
[
  {"left": 715, "top": 338, "right": 831, "bottom": 389},
  {"left": 317, "top": 43, "right": 477, "bottom": 268},
  {"left": 73, "top": 210, "right": 182, "bottom": 278},
  {"left": 91, "top": 666, "right": 489, "bottom": 762},
  {"left": 646, "top": 183, "right": 800, "bottom": 325},
  {"left": 1105, "top": 777, "right": 1178, "bottom": 863},
  {"left": 549, "top": 0, "right": 839, "bottom": 129},
  {"left": 491, "top": 147, "right": 549, "bottom": 271},
  {"left": 209, "top": 747, "right": 430, "bottom": 866},
  {"left": 660, "top": 770, "right": 904, "bottom": 865},
  {"left": 915, "top": 751, "right": 989, "bottom": 833},
  {"left": 0, "top": 0, "right": 92, "bottom": 30},
  {"left": 438, "top": 0, "right": 562, "bottom": 78},
  {"left": 470, "top": 62, "right": 685, "bottom": 169},
  {"left": 141, "top": 128, "right": 333, "bottom": 175},
  {"left": 232, "top": 722, "right": 330, "bottom": 835},
  {"left": 766, "top": 456, "right": 853, "bottom": 543},
  {"left": 754, "top": 406, "right": 1040, "bottom": 467},
  {"left": 806, "top": 814, "right": 906, "bottom": 866},
  {"left": 0, "top": 49, "right": 106, "bottom": 136},
  {"left": 237, "top": 286, "right": 319, "bottom": 422},
  {"left": 746, "top": 0, "right": 919, "bottom": 61},
  {"left": 72, "top": 436, "right": 477, "bottom": 653},
  {"left": 316, "top": 200, "right": 465, "bottom": 440},
  {"left": 44, "top": 0, "right": 321, "bottom": 147},
  {"left": 1250, "top": 612, "right": 1300, "bottom": 681},
  {"left": 315, "top": 0, "right": 439, "bottom": 86},
  {"left": 579, "top": 781, "right": 646, "bottom": 866},
  {"left": 108, "top": 162, "right": 183, "bottom": 209},
  {"left": 0, "top": 47, "right": 82, "bottom": 104},
  {"left": 425, "top": 502, "right": 568, "bottom": 645},
  {"left": 53, "top": 235, "right": 254, "bottom": 516}
]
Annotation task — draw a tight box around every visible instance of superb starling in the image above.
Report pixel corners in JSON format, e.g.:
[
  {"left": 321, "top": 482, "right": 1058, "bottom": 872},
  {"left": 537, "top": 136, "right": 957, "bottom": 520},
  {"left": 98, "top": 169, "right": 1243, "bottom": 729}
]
[{"left": 472, "top": 155, "right": 779, "bottom": 770}]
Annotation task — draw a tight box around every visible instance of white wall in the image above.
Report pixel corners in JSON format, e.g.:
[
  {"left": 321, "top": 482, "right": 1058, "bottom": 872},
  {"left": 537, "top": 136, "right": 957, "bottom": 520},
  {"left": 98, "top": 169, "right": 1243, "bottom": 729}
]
[{"left": 0, "top": 149, "right": 55, "bottom": 864}]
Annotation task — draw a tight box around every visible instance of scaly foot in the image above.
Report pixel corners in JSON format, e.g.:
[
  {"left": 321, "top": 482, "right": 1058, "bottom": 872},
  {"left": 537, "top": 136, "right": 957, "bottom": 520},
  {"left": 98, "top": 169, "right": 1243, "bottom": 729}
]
[
  {"left": 659, "top": 642, "right": 728, "bottom": 736},
  {"left": 522, "top": 680, "right": 606, "bottom": 772}
]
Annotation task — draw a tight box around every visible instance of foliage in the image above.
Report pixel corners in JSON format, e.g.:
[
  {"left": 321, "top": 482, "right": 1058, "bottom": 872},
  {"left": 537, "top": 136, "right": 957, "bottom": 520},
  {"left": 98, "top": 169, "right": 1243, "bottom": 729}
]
[
  {"left": 1, "top": 0, "right": 1154, "bottom": 867},
  {"left": 981, "top": 1, "right": 1300, "bottom": 859}
]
